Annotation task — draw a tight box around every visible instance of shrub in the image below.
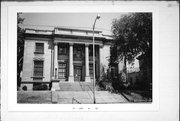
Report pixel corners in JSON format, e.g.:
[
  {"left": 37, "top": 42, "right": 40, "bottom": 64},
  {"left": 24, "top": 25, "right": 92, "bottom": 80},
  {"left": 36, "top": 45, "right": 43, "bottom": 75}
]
[
  {"left": 17, "top": 86, "right": 21, "bottom": 91},
  {"left": 33, "top": 84, "right": 48, "bottom": 90},
  {"left": 22, "top": 86, "right": 27, "bottom": 91},
  {"left": 49, "top": 82, "right": 52, "bottom": 90}
]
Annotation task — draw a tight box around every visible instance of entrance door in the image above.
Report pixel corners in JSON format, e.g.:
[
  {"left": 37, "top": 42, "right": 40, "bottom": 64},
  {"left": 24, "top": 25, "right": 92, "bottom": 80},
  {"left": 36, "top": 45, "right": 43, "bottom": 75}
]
[
  {"left": 74, "top": 66, "right": 82, "bottom": 82},
  {"left": 58, "top": 63, "right": 67, "bottom": 81}
]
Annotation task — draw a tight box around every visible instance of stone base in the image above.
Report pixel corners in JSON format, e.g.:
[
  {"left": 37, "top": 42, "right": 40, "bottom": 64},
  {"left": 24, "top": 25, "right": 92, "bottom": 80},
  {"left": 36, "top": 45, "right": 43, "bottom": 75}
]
[
  {"left": 21, "top": 84, "right": 33, "bottom": 91},
  {"left": 51, "top": 90, "right": 58, "bottom": 103},
  {"left": 85, "top": 76, "right": 91, "bottom": 82},
  {"left": 91, "top": 78, "right": 96, "bottom": 83},
  {"left": 51, "top": 81, "right": 60, "bottom": 91},
  {"left": 68, "top": 76, "right": 74, "bottom": 82}
]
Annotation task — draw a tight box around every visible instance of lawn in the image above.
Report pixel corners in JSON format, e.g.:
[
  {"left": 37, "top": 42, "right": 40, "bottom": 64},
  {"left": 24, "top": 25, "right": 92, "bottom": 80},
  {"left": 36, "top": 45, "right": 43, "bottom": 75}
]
[
  {"left": 17, "top": 91, "right": 52, "bottom": 104},
  {"left": 121, "top": 90, "right": 152, "bottom": 103}
]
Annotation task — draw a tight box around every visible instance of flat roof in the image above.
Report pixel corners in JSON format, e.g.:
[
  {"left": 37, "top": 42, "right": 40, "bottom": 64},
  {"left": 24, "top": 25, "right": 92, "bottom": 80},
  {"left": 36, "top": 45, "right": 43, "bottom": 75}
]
[{"left": 24, "top": 26, "right": 113, "bottom": 41}]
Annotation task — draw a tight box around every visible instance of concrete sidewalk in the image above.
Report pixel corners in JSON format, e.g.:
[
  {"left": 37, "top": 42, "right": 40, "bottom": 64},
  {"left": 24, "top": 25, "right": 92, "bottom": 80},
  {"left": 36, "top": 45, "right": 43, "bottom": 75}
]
[
  {"left": 17, "top": 91, "right": 128, "bottom": 104},
  {"left": 57, "top": 91, "right": 128, "bottom": 104}
]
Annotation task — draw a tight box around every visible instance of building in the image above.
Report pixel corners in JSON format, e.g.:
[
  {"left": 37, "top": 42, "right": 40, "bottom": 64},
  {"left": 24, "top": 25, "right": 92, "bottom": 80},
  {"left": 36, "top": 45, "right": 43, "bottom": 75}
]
[
  {"left": 21, "top": 26, "right": 112, "bottom": 90},
  {"left": 109, "top": 47, "right": 152, "bottom": 91},
  {"left": 109, "top": 45, "right": 142, "bottom": 90}
]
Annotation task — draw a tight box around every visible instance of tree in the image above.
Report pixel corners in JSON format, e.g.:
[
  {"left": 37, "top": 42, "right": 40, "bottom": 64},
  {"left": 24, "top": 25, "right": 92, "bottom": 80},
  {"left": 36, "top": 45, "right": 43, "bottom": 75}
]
[
  {"left": 111, "top": 13, "right": 152, "bottom": 83},
  {"left": 17, "top": 13, "right": 25, "bottom": 87}
]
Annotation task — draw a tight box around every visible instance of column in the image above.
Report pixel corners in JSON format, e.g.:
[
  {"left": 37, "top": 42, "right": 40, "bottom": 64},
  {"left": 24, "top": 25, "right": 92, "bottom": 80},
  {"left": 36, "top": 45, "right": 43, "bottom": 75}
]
[
  {"left": 54, "top": 43, "right": 58, "bottom": 79},
  {"left": 99, "top": 45, "right": 103, "bottom": 81},
  {"left": 52, "top": 42, "right": 60, "bottom": 91},
  {"left": 68, "top": 43, "right": 74, "bottom": 82},
  {"left": 85, "top": 44, "right": 91, "bottom": 82}
]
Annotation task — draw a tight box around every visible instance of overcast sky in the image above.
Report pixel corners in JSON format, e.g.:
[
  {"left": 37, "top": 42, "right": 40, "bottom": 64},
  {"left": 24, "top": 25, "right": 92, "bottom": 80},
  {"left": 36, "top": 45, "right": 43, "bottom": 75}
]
[{"left": 21, "top": 13, "right": 126, "bottom": 35}]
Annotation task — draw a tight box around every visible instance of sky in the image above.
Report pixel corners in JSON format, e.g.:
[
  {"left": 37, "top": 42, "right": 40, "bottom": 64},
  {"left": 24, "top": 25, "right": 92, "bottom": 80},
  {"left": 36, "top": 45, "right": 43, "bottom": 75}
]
[
  {"left": 21, "top": 13, "right": 126, "bottom": 35},
  {"left": 20, "top": 12, "right": 140, "bottom": 70}
]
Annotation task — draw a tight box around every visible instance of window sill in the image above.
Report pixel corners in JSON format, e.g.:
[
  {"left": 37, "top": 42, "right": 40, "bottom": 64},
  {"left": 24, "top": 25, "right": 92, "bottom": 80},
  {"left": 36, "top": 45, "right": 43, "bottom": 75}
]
[
  {"left": 34, "top": 52, "right": 44, "bottom": 54},
  {"left": 31, "top": 76, "right": 45, "bottom": 79},
  {"left": 58, "top": 54, "right": 67, "bottom": 56}
]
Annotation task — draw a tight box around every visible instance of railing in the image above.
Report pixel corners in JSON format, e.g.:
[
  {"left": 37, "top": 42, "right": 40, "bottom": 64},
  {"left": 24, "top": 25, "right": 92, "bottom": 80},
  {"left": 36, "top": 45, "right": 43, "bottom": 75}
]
[
  {"left": 77, "top": 80, "right": 94, "bottom": 102},
  {"left": 86, "top": 84, "right": 93, "bottom": 93},
  {"left": 85, "top": 85, "right": 94, "bottom": 100},
  {"left": 79, "top": 80, "right": 94, "bottom": 101},
  {"left": 72, "top": 98, "right": 81, "bottom": 104},
  {"left": 78, "top": 81, "right": 84, "bottom": 91}
]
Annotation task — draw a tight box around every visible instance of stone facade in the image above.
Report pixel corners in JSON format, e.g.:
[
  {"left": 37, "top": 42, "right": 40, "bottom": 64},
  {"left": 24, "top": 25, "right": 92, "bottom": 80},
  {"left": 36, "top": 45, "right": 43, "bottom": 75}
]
[
  {"left": 22, "top": 37, "right": 52, "bottom": 90},
  {"left": 21, "top": 27, "right": 112, "bottom": 90}
]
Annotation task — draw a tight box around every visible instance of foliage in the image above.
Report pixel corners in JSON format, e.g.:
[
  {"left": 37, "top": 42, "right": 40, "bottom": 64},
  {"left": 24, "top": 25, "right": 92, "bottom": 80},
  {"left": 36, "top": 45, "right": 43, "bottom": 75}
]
[
  {"left": 98, "top": 65, "right": 114, "bottom": 92},
  {"left": 22, "top": 86, "right": 27, "bottom": 91},
  {"left": 110, "top": 13, "right": 152, "bottom": 82},
  {"left": 33, "top": 84, "right": 48, "bottom": 91},
  {"left": 111, "top": 13, "right": 152, "bottom": 62},
  {"left": 17, "top": 13, "right": 25, "bottom": 87}
]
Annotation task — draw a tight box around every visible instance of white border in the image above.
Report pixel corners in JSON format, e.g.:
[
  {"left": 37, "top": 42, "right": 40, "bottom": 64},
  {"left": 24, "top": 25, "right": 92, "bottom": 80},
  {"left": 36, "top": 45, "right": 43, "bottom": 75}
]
[{"left": 6, "top": 5, "right": 159, "bottom": 112}]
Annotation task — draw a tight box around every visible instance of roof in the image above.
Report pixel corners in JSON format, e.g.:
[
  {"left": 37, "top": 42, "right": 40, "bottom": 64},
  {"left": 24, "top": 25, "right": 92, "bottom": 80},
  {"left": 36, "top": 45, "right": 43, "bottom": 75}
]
[
  {"left": 24, "top": 25, "right": 113, "bottom": 41},
  {"left": 54, "top": 26, "right": 102, "bottom": 33}
]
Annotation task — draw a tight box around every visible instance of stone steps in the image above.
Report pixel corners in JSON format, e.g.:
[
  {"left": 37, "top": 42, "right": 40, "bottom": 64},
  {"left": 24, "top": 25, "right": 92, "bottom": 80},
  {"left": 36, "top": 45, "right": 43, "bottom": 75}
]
[{"left": 59, "top": 82, "right": 94, "bottom": 91}]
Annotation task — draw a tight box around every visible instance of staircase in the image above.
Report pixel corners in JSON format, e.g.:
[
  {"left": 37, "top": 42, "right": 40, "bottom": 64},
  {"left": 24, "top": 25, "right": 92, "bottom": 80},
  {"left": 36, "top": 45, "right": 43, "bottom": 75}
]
[{"left": 59, "top": 82, "right": 94, "bottom": 91}]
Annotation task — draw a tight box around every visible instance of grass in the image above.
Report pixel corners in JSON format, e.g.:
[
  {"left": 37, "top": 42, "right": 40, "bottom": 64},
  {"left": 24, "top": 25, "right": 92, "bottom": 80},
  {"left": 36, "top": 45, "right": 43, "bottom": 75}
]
[
  {"left": 121, "top": 90, "right": 152, "bottom": 103},
  {"left": 17, "top": 91, "right": 52, "bottom": 104}
]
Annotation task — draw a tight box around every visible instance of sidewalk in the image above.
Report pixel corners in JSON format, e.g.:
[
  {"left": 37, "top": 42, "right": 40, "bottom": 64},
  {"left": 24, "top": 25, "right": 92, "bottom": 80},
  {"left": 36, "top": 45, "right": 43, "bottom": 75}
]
[
  {"left": 17, "top": 90, "right": 128, "bottom": 104},
  {"left": 57, "top": 91, "right": 128, "bottom": 104}
]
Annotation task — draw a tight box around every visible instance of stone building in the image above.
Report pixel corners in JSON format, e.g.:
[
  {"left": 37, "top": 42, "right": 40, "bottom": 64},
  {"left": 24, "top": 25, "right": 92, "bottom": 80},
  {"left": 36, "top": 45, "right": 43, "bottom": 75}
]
[{"left": 21, "top": 27, "right": 112, "bottom": 90}]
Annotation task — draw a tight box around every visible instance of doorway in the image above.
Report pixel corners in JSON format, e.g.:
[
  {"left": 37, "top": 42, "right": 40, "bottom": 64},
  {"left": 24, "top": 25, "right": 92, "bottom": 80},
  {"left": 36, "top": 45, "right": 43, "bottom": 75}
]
[
  {"left": 74, "top": 66, "right": 82, "bottom": 82},
  {"left": 58, "top": 63, "right": 67, "bottom": 81}
]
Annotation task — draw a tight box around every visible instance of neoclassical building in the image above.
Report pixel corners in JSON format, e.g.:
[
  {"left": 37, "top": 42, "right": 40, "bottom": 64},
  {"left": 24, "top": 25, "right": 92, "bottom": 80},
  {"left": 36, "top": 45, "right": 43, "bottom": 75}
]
[{"left": 21, "top": 27, "right": 112, "bottom": 90}]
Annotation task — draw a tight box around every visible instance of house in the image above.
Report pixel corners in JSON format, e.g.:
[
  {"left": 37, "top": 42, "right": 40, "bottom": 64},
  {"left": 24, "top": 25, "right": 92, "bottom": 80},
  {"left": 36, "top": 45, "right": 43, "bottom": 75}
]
[
  {"left": 109, "top": 49, "right": 152, "bottom": 91},
  {"left": 21, "top": 26, "right": 112, "bottom": 90},
  {"left": 109, "top": 45, "right": 143, "bottom": 89}
]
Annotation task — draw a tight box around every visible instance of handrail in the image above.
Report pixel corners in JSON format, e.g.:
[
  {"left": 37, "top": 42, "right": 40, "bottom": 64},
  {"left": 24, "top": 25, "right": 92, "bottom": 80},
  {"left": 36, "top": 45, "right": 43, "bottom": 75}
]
[
  {"left": 85, "top": 85, "right": 94, "bottom": 101},
  {"left": 78, "top": 80, "right": 85, "bottom": 91},
  {"left": 76, "top": 80, "right": 95, "bottom": 102},
  {"left": 72, "top": 98, "right": 81, "bottom": 104},
  {"left": 77, "top": 81, "right": 94, "bottom": 101},
  {"left": 86, "top": 84, "right": 93, "bottom": 93}
]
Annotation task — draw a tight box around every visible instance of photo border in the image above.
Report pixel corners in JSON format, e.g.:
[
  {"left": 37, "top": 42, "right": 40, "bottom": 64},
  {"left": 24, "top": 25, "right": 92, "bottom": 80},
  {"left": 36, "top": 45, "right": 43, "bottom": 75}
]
[{"left": 6, "top": 5, "right": 159, "bottom": 112}]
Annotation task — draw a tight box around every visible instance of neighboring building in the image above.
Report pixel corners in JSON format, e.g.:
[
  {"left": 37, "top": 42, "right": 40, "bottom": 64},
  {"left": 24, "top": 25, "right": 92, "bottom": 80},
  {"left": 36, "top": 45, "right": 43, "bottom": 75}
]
[
  {"left": 21, "top": 26, "right": 112, "bottom": 90},
  {"left": 127, "top": 69, "right": 141, "bottom": 88},
  {"left": 109, "top": 45, "right": 143, "bottom": 89},
  {"left": 118, "top": 59, "right": 141, "bottom": 85},
  {"left": 110, "top": 48, "right": 152, "bottom": 91},
  {"left": 137, "top": 54, "right": 152, "bottom": 91}
]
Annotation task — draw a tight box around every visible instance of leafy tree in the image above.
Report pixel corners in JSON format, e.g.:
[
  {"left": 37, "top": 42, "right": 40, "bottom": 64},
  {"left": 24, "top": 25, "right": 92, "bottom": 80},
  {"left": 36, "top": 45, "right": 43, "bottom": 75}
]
[
  {"left": 17, "top": 13, "right": 25, "bottom": 87},
  {"left": 111, "top": 13, "right": 152, "bottom": 82}
]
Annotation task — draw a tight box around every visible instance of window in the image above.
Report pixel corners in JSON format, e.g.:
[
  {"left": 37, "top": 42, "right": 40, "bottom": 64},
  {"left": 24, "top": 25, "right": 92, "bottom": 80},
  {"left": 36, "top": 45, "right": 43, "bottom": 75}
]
[
  {"left": 89, "top": 64, "right": 94, "bottom": 77},
  {"left": 89, "top": 45, "right": 97, "bottom": 57},
  {"left": 74, "top": 49, "right": 82, "bottom": 58},
  {"left": 58, "top": 63, "right": 67, "bottom": 78},
  {"left": 73, "top": 45, "right": 84, "bottom": 59},
  {"left": 89, "top": 46, "right": 93, "bottom": 56},
  {"left": 35, "top": 43, "right": 44, "bottom": 53},
  {"left": 33, "top": 61, "right": 43, "bottom": 77},
  {"left": 58, "top": 46, "right": 67, "bottom": 55}
]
